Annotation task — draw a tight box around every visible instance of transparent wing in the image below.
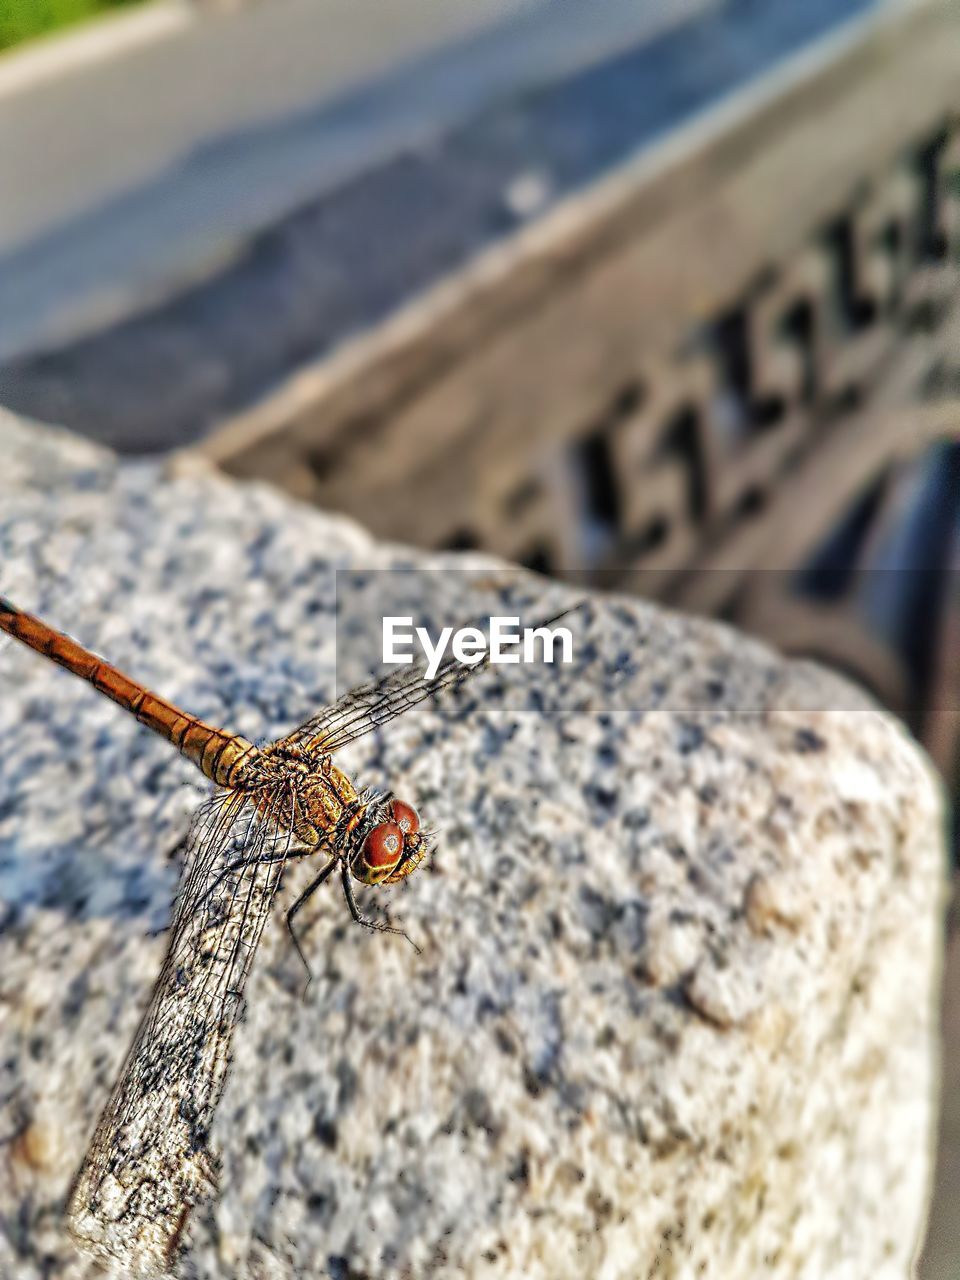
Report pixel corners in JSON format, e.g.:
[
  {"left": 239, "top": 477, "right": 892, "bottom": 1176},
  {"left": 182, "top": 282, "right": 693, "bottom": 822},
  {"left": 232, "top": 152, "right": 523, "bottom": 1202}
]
[
  {"left": 281, "top": 606, "right": 578, "bottom": 756},
  {"left": 67, "top": 782, "right": 299, "bottom": 1274},
  {"left": 280, "top": 653, "right": 482, "bottom": 757}
]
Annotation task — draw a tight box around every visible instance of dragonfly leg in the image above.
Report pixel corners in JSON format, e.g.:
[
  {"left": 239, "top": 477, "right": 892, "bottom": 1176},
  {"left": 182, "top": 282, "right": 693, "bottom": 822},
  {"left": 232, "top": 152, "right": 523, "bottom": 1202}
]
[
  {"left": 286, "top": 855, "right": 339, "bottom": 997},
  {"left": 340, "top": 862, "right": 421, "bottom": 955}
]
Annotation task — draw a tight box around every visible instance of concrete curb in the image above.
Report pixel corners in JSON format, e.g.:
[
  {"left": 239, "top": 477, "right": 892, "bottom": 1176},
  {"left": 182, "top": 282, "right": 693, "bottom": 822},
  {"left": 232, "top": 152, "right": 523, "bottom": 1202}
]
[{"left": 0, "top": 1, "right": 194, "bottom": 100}]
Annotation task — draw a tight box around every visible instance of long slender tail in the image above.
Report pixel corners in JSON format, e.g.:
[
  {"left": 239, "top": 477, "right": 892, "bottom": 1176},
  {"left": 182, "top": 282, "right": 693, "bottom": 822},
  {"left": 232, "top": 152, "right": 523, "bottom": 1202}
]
[{"left": 0, "top": 597, "right": 257, "bottom": 787}]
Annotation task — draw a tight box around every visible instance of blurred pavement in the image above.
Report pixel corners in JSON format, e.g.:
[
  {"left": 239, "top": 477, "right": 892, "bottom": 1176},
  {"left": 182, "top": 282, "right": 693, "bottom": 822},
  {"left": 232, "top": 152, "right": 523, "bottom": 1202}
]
[
  {"left": 0, "top": 0, "right": 894, "bottom": 449},
  {"left": 0, "top": 0, "right": 714, "bottom": 360}
]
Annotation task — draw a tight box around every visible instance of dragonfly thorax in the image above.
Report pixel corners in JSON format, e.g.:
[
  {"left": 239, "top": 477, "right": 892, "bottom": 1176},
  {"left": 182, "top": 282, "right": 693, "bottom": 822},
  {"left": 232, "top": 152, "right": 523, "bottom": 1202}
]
[
  {"left": 246, "top": 748, "right": 360, "bottom": 848},
  {"left": 291, "top": 762, "right": 361, "bottom": 846},
  {"left": 258, "top": 740, "right": 328, "bottom": 776}
]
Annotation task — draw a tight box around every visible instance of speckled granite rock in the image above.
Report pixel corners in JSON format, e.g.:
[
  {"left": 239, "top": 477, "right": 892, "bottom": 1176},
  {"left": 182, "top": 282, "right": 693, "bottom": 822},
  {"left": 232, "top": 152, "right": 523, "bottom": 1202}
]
[{"left": 0, "top": 410, "right": 947, "bottom": 1280}]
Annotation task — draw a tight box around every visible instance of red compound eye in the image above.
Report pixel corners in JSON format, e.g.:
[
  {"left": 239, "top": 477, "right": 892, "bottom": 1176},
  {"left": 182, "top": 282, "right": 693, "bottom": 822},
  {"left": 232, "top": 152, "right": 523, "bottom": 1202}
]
[
  {"left": 362, "top": 821, "right": 404, "bottom": 870},
  {"left": 391, "top": 799, "right": 420, "bottom": 838}
]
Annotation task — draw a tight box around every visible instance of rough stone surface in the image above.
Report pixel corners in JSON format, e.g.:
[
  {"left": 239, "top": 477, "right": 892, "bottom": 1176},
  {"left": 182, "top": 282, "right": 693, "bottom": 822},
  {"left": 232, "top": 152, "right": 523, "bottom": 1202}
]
[{"left": 0, "top": 410, "right": 947, "bottom": 1280}]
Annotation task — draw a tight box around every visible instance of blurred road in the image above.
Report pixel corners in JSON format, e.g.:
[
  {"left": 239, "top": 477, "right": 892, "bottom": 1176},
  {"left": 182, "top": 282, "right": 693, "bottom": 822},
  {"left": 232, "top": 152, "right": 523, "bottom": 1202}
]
[
  {"left": 1, "top": 0, "right": 893, "bottom": 447},
  {"left": 0, "top": 0, "right": 713, "bottom": 360}
]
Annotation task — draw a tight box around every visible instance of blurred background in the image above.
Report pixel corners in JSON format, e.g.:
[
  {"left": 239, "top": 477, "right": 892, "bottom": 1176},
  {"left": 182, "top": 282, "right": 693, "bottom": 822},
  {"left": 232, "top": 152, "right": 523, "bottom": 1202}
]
[{"left": 1, "top": 0, "right": 958, "bottom": 1270}]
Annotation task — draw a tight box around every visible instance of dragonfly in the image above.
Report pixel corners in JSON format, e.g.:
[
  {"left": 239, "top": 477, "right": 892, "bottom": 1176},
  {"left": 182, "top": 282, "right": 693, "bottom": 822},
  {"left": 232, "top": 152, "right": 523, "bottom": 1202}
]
[{"left": 0, "top": 595, "right": 573, "bottom": 1275}]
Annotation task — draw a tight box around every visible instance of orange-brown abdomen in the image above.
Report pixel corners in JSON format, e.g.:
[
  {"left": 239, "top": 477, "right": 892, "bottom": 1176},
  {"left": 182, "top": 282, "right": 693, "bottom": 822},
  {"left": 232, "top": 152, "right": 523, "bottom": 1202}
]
[{"left": 0, "top": 597, "right": 257, "bottom": 787}]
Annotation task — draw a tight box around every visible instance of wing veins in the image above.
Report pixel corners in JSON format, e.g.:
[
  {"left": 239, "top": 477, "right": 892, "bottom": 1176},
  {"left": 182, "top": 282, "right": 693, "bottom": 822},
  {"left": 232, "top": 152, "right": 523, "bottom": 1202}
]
[
  {"left": 67, "top": 781, "right": 297, "bottom": 1270},
  {"left": 282, "top": 606, "right": 579, "bottom": 755}
]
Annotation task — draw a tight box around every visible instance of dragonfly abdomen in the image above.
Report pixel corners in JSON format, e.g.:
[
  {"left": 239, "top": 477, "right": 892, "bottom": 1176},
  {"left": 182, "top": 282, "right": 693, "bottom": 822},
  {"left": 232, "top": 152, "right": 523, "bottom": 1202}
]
[{"left": 0, "top": 597, "right": 257, "bottom": 787}]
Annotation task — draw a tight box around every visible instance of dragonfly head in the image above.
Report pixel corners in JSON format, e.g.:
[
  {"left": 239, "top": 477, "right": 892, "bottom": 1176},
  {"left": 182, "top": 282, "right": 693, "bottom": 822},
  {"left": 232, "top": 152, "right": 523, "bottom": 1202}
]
[{"left": 349, "top": 796, "right": 426, "bottom": 886}]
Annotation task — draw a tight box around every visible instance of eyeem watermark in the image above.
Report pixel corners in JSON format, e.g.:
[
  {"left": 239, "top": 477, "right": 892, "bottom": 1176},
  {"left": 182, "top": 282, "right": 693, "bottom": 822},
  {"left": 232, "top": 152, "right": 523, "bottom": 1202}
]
[{"left": 383, "top": 616, "right": 573, "bottom": 679}]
